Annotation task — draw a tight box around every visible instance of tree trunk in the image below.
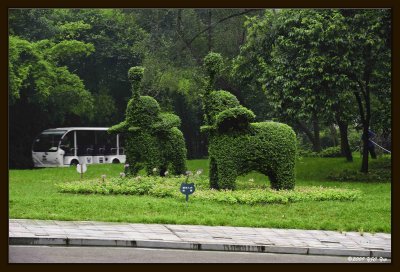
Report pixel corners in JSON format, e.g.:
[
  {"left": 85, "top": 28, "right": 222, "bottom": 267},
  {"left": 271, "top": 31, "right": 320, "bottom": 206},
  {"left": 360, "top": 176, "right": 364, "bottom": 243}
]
[
  {"left": 329, "top": 124, "right": 338, "bottom": 146},
  {"left": 361, "top": 126, "right": 369, "bottom": 172},
  {"left": 354, "top": 83, "right": 371, "bottom": 173},
  {"left": 312, "top": 113, "right": 321, "bottom": 152},
  {"left": 295, "top": 119, "right": 320, "bottom": 153},
  {"left": 337, "top": 120, "right": 353, "bottom": 162}
]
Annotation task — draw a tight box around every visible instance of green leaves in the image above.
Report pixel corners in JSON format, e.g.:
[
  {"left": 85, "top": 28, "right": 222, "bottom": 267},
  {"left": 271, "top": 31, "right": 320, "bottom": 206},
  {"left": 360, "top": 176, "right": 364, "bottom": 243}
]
[
  {"left": 214, "top": 106, "right": 255, "bottom": 132},
  {"left": 58, "top": 175, "right": 361, "bottom": 205},
  {"left": 9, "top": 36, "right": 93, "bottom": 117}
]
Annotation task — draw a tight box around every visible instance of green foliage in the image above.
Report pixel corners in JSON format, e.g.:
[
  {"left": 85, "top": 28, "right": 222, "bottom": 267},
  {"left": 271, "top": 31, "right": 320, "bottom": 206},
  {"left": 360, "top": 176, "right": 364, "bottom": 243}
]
[
  {"left": 203, "top": 88, "right": 297, "bottom": 190},
  {"left": 203, "top": 52, "right": 223, "bottom": 78},
  {"left": 9, "top": 157, "right": 391, "bottom": 232},
  {"left": 125, "top": 96, "right": 161, "bottom": 128},
  {"left": 48, "top": 40, "right": 95, "bottom": 64},
  {"left": 203, "top": 90, "right": 240, "bottom": 126},
  {"left": 215, "top": 106, "right": 256, "bottom": 132},
  {"left": 128, "top": 66, "right": 145, "bottom": 82},
  {"left": 128, "top": 66, "right": 145, "bottom": 99},
  {"left": 58, "top": 175, "right": 361, "bottom": 205},
  {"left": 57, "top": 20, "right": 92, "bottom": 40},
  {"left": 320, "top": 146, "right": 342, "bottom": 158},
  {"left": 109, "top": 66, "right": 187, "bottom": 176},
  {"left": 9, "top": 35, "right": 94, "bottom": 113},
  {"left": 203, "top": 52, "right": 224, "bottom": 89},
  {"left": 328, "top": 169, "right": 390, "bottom": 183},
  {"left": 328, "top": 156, "right": 391, "bottom": 182},
  {"left": 152, "top": 112, "right": 182, "bottom": 132}
]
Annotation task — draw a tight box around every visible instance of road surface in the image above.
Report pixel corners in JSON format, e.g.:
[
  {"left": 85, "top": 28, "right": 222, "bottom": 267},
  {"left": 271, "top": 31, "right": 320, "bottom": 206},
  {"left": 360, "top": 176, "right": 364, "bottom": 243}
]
[{"left": 9, "top": 245, "right": 390, "bottom": 263}]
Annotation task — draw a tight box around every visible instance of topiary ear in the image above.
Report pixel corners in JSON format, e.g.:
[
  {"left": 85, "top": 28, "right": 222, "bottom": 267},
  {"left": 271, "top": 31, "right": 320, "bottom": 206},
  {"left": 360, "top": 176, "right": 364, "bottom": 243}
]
[{"left": 215, "top": 106, "right": 255, "bottom": 132}]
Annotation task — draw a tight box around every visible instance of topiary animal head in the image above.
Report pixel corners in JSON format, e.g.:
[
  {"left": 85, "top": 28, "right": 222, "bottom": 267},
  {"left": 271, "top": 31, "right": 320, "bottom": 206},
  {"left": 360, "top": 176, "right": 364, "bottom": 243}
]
[
  {"left": 126, "top": 95, "right": 161, "bottom": 128},
  {"left": 203, "top": 90, "right": 255, "bottom": 132},
  {"left": 128, "top": 66, "right": 145, "bottom": 83},
  {"left": 203, "top": 52, "right": 223, "bottom": 91},
  {"left": 128, "top": 66, "right": 145, "bottom": 99}
]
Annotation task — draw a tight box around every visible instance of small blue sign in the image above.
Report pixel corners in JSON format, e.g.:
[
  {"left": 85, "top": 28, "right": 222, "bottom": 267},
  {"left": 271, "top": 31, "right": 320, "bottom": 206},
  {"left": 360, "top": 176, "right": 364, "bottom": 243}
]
[{"left": 180, "top": 182, "right": 195, "bottom": 202}]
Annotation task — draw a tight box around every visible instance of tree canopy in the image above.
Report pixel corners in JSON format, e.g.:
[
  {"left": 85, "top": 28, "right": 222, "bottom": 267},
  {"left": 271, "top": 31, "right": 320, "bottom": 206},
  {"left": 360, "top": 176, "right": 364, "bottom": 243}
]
[{"left": 9, "top": 8, "right": 391, "bottom": 171}]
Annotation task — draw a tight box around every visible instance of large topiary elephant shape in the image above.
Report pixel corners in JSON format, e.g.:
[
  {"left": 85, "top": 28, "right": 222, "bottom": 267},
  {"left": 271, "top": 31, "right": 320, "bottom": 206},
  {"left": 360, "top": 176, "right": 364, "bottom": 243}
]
[
  {"left": 109, "top": 67, "right": 187, "bottom": 176},
  {"left": 201, "top": 52, "right": 296, "bottom": 190}
]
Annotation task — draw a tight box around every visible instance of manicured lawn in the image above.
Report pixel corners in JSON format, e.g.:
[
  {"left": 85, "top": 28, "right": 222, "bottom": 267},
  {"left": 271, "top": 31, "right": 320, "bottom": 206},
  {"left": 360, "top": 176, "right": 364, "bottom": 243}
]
[{"left": 9, "top": 156, "right": 391, "bottom": 232}]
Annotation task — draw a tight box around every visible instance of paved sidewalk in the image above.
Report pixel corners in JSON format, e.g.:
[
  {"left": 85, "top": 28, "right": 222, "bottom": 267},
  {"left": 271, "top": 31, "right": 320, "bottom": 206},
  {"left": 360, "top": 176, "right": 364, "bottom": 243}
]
[{"left": 9, "top": 219, "right": 391, "bottom": 258}]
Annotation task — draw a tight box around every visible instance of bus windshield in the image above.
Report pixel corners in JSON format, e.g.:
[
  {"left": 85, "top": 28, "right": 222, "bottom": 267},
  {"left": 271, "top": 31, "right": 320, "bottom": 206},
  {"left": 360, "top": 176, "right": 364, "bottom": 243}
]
[{"left": 33, "top": 130, "right": 67, "bottom": 152}]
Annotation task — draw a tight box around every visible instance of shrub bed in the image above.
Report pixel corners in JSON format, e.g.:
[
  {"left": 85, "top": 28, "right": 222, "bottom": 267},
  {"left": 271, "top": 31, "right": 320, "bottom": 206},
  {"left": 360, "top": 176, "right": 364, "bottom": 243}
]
[{"left": 58, "top": 175, "right": 361, "bottom": 205}]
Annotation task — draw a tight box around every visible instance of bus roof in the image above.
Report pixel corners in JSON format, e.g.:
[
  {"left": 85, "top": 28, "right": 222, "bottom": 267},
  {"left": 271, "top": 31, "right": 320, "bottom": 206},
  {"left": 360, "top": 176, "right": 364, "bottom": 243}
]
[{"left": 44, "top": 127, "right": 109, "bottom": 132}]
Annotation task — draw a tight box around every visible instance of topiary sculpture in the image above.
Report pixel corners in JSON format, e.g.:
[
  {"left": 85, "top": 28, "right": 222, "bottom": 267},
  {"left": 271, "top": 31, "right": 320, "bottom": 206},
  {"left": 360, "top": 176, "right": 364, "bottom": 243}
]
[
  {"left": 109, "top": 66, "right": 187, "bottom": 176},
  {"left": 201, "top": 52, "right": 297, "bottom": 190}
]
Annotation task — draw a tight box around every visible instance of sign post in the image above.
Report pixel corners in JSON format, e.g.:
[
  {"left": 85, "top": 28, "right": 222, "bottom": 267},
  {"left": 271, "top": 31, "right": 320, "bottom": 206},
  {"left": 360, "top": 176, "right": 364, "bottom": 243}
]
[
  {"left": 76, "top": 163, "right": 87, "bottom": 179},
  {"left": 180, "top": 176, "right": 195, "bottom": 208}
]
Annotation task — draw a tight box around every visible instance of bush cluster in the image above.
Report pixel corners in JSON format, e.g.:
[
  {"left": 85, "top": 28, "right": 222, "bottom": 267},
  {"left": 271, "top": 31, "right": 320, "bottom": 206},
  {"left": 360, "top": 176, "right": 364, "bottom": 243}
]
[
  {"left": 109, "top": 66, "right": 187, "bottom": 176},
  {"left": 58, "top": 175, "right": 361, "bottom": 205}
]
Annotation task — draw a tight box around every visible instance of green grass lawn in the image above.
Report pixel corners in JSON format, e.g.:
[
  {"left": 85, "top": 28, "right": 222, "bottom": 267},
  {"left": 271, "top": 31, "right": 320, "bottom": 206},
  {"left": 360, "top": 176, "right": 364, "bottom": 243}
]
[{"left": 9, "top": 156, "right": 391, "bottom": 233}]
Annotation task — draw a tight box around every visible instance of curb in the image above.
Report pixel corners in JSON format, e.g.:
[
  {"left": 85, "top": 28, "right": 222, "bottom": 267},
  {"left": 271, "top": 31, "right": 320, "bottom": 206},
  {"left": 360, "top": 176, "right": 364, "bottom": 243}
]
[{"left": 9, "top": 236, "right": 391, "bottom": 259}]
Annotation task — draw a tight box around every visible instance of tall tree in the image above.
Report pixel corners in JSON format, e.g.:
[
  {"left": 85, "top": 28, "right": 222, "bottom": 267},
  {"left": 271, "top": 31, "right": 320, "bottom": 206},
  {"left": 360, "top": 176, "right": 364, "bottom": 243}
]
[
  {"left": 340, "top": 9, "right": 391, "bottom": 172},
  {"left": 9, "top": 35, "right": 94, "bottom": 168}
]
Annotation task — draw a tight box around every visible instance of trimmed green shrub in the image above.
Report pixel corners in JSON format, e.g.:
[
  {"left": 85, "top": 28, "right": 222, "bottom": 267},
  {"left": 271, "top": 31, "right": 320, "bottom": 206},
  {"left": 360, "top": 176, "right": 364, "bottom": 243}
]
[
  {"left": 109, "top": 66, "right": 187, "bottom": 176},
  {"left": 202, "top": 52, "right": 296, "bottom": 191},
  {"left": 57, "top": 175, "right": 361, "bottom": 205},
  {"left": 215, "top": 106, "right": 256, "bottom": 132},
  {"left": 203, "top": 52, "right": 223, "bottom": 89},
  {"left": 207, "top": 120, "right": 297, "bottom": 190}
]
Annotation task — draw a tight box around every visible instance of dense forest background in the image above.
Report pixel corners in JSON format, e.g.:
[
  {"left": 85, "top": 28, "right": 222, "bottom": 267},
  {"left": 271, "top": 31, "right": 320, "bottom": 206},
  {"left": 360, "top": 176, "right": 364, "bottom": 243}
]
[{"left": 9, "top": 8, "right": 391, "bottom": 170}]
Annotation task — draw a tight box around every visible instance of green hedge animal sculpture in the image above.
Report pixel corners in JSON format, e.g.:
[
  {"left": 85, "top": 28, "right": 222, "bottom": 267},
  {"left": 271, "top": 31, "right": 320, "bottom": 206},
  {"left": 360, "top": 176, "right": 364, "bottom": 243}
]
[
  {"left": 202, "top": 52, "right": 296, "bottom": 190},
  {"left": 109, "top": 67, "right": 187, "bottom": 176}
]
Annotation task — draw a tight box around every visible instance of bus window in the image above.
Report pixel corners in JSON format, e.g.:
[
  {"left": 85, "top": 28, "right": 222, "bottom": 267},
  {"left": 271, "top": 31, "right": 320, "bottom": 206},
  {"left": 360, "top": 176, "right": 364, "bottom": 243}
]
[
  {"left": 33, "top": 130, "right": 66, "bottom": 152},
  {"left": 95, "top": 130, "right": 108, "bottom": 155},
  {"left": 60, "top": 132, "right": 75, "bottom": 156},
  {"left": 77, "top": 131, "right": 95, "bottom": 156}
]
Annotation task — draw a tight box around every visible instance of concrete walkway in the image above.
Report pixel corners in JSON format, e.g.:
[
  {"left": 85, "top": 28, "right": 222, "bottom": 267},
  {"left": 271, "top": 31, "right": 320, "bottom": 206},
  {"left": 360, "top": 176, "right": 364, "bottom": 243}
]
[{"left": 9, "top": 219, "right": 391, "bottom": 258}]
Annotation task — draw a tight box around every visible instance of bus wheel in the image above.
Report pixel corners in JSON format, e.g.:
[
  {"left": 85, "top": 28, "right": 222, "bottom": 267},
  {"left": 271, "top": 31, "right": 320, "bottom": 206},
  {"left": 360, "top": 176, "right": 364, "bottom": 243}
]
[
  {"left": 70, "top": 160, "right": 79, "bottom": 166},
  {"left": 112, "top": 159, "right": 120, "bottom": 164}
]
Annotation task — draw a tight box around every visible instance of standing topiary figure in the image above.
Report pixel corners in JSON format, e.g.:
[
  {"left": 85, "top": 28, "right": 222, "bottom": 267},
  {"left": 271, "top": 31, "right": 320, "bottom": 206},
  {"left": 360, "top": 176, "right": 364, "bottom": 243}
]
[
  {"left": 109, "top": 66, "right": 187, "bottom": 176},
  {"left": 201, "top": 52, "right": 297, "bottom": 190}
]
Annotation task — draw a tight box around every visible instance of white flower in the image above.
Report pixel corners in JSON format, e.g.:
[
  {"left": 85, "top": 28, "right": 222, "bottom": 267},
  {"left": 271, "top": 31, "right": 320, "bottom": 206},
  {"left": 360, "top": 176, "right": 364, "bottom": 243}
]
[
  {"left": 152, "top": 167, "right": 158, "bottom": 172},
  {"left": 185, "top": 171, "right": 193, "bottom": 176},
  {"left": 196, "top": 169, "right": 203, "bottom": 175},
  {"left": 120, "top": 172, "right": 126, "bottom": 178},
  {"left": 249, "top": 178, "right": 254, "bottom": 182},
  {"left": 101, "top": 174, "right": 106, "bottom": 181},
  {"left": 164, "top": 171, "right": 169, "bottom": 176},
  {"left": 124, "top": 164, "right": 130, "bottom": 168}
]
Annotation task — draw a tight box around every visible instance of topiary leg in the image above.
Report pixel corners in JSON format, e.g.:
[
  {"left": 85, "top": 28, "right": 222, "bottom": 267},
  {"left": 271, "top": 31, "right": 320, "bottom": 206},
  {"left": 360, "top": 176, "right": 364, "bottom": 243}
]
[
  {"left": 209, "top": 157, "right": 219, "bottom": 189},
  {"left": 216, "top": 159, "right": 237, "bottom": 190},
  {"left": 270, "top": 163, "right": 295, "bottom": 190}
]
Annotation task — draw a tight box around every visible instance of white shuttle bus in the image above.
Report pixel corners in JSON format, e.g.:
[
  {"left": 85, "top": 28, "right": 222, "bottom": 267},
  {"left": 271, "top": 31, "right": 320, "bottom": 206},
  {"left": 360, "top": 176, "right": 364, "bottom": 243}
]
[{"left": 32, "top": 127, "right": 126, "bottom": 167}]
